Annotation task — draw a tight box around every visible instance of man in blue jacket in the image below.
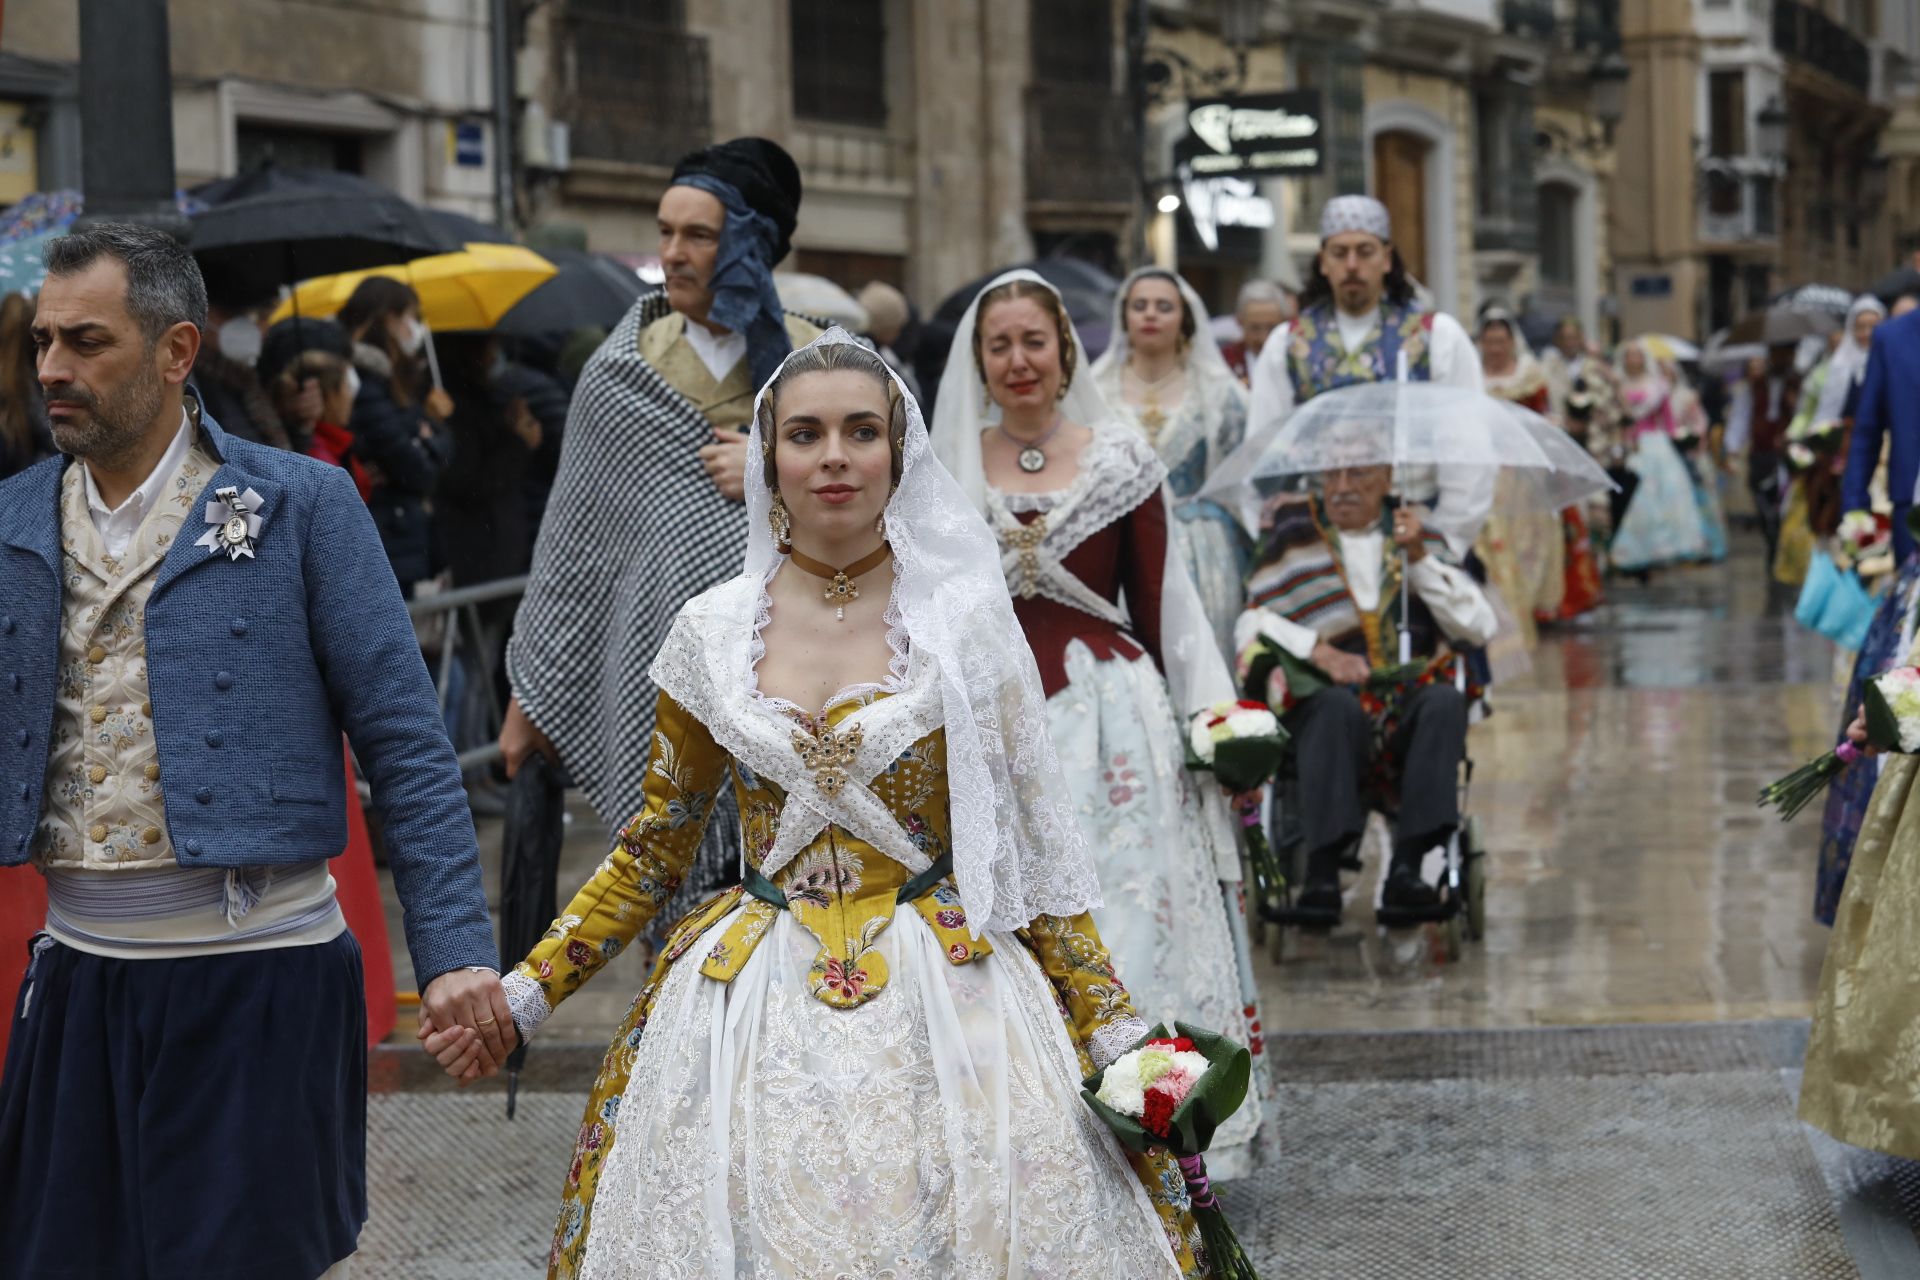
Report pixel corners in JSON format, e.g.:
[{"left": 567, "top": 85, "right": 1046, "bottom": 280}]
[
  {"left": 1841, "top": 303, "right": 1920, "bottom": 565},
  {"left": 0, "top": 223, "right": 509, "bottom": 1279}
]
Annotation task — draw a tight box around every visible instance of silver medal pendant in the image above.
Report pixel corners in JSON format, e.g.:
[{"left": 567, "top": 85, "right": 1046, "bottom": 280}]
[
  {"left": 221, "top": 516, "right": 249, "bottom": 548},
  {"left": 1017, "top": 447, "right": 1046, "bottom": 474}
]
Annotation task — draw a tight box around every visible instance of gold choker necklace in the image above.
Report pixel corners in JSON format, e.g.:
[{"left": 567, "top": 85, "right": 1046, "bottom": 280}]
[{"left": 788, "top": 544, "right": 892, "bottom": 621}]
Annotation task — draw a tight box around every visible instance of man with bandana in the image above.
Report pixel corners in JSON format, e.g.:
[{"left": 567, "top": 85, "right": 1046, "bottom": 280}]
[
  {"left": 1247, "top": 195, "right": 1492, "bottom": 556},
  {"left": 501, "top": 138, "right": 821, "bottom": 918}
]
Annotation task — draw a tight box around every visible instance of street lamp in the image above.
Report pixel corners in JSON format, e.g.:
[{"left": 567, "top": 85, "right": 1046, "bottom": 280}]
[
  {"left": 1757, "top": 96, "right": 1791, "bottom": 164},
  {"left": 1157, "top": 192, "right": 1183, "bottom": 214},
  {"left": 1590, "top": 53, "right": 1630, "bottom": 134}
]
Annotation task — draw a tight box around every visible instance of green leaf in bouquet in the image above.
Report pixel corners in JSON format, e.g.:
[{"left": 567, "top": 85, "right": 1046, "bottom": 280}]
[
  {"left": 1209, "top": 733, "right": 1289, "bottom": 794},
  {"left": 1864, "top": 676, "right": 1909, "bottom": 754}
]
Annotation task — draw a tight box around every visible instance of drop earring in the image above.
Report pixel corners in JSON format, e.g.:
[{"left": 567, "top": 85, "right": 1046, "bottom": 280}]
[{"left": 769, "top": 492, "right": 792, "bottom": 551}]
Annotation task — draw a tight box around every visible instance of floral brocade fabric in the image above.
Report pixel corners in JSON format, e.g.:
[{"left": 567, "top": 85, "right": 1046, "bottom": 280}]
[{"left": 512, "top": 690, "right": 1206, "bottom": 1279}]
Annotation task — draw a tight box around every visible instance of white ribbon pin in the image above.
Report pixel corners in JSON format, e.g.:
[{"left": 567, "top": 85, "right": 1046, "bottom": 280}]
[{"left": 194, "top": 486, "right": 266, "bottom": 561}]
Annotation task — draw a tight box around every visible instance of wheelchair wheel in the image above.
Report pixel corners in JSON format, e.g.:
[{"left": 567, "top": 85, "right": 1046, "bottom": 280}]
[{"left": 1463, "top": 818, "right": 1487, "bottom": 942}]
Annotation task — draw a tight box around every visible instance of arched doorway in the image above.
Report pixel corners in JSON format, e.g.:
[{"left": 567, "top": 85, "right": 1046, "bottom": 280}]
[{"left": 1372, "top": 130, "right": 1430, "bottom": 285}]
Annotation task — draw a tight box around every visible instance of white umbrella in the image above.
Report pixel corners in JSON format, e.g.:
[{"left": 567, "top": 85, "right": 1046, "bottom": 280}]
[
  {"left": 1201, "top": 381, "right": 1617, "bottom": 661},
  {"left": 774, "top": 272, "right": 869, "bottom": 331}
]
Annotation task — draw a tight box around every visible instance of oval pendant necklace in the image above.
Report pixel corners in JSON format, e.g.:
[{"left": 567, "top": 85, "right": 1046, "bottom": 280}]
[
  {"left": 788, "top": 543, "right": 892, "bottom": 621},
  {"left": 1001, "top": 414, "right": 1066, "bottom": 473}
]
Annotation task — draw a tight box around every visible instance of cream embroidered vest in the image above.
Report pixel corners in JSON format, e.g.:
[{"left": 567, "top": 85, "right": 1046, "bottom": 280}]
[{"left": 34, "top": 436, "right": 217, "bottom": 870}]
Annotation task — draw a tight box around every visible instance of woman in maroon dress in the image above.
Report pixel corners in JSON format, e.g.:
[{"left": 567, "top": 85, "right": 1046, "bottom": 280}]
[{"left": 929, "top": 269, "right": 1270, "bottom": 1176}]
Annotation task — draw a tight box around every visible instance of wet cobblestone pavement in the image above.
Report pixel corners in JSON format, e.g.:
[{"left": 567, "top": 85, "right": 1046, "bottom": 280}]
[{"left": 361, "top": 530, "right": 1920, "bottom": 1277}]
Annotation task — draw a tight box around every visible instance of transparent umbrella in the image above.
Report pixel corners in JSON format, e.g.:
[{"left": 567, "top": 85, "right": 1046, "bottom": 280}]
[{"left": 1201, "top": 381, "right": 1617, "bottom": 660}]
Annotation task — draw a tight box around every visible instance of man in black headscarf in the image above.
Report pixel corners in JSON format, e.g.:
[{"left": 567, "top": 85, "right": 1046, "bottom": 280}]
[{"left": 502, "top": 138, "right": 821, "bottom": 925}]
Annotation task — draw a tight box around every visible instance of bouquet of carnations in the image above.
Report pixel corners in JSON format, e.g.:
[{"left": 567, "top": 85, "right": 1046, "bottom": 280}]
[
  {"left": 1836, "top": 510, "right": 1893, "bottom": 566},
  {"left": 1760, "top": 665, "right": 1920, "bottom": 820},
  {"left": 1188, "top": 701, "right": 1289, "bottom": 915},
  {"left": 1084, "top": 1023, "right": 1259, "bottom": 1279},
  {"left": 1187, "top": 700, "right": 1288, "bottom": 793}
]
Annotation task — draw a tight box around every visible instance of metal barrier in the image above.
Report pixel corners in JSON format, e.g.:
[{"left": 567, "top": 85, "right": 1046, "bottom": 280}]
[{"left": 406, "top": 575, "right": 528, "bottom": 773}]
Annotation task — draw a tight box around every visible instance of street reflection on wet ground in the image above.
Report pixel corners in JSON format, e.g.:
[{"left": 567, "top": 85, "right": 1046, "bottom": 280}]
[{"left": 1255, "top": 533, "right": 1842, "bottom": 1033}]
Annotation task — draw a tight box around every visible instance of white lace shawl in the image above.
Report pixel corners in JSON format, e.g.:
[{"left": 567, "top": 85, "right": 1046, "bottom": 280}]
[{"left": 653, "top": 328, "right": 1102, "bottom": 936}]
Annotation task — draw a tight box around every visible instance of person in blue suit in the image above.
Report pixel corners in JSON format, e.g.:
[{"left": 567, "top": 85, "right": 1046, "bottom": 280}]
[
  {"left": 1842, "top": 300, "right": 1920, "bottom": 565},
  {"left": 0, "top": 223, "right": 510, "bottom": 1279}
]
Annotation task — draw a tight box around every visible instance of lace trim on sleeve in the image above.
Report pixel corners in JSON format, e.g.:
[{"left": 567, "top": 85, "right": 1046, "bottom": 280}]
[
  {"left": 1089, "top": 1015, "right": 1152, "bottom": 1070},
  {"left": 502, "top": 970, "right": 553, "bottom": 1043}
]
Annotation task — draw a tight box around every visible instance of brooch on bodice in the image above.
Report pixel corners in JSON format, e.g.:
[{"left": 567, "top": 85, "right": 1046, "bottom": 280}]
[
  {"left": 194, "top": 486, "right": 265, "bottom": 561},
  {"left": 793, "top": 721, "right": 863, "bottom": 798},
  {"left": 1003, "top": 515, "right": 1047, "bottom": 599}
]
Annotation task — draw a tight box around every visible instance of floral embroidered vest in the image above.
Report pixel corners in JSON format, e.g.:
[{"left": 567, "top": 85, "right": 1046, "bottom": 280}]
[
  {"left": 36, "top": 438, "right": 217, "bottom": 869},
  {"left": 1286, "top": 300, "right": 1435, "bottom": 402}
]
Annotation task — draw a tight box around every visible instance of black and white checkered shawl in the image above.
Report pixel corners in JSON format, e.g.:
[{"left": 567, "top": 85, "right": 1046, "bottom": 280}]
[{"left": 507, "top": 292, "right": 754, "bottom": 909}]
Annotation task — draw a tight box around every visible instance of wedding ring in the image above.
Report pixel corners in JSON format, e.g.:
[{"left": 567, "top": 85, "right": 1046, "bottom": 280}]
[{"left": 476, "top": 1016, "right": 497, "bottom": 1026}]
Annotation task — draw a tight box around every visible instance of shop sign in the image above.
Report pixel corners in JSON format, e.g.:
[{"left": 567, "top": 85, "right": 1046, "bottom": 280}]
[
  {"left": 1177, "top": 91, "right": 1324, "bottom": 179},
  {"left": 1181, "top": 174, "right": 1275, "bottom": 253}
]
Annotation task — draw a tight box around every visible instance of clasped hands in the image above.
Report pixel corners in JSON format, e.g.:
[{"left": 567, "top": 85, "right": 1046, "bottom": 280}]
[{"left": 418, "top": 968, "right": 520, "bottom": 1087}]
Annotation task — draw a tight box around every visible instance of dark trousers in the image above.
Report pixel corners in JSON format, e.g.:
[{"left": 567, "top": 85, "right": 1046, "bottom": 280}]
[
  {"left": 1286, "top": 683, "right": 1468, "bottom": 871},
  {"left": 1895, "top": 503, "right": 1915, "bottom": 568},
  {"left": 1749, "top": 450, "right": 1783, "bottom": 565},
  {"left": 0, "top": 934, "right": 367, "bottom": 1280}
]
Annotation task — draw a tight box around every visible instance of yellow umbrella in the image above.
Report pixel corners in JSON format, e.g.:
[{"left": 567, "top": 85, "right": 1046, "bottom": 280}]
[{"left": 267, "top": 242, "right": 557, "bottom": 331}]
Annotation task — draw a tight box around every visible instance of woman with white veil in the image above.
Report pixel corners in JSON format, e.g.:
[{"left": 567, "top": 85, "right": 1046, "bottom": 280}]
[
  {"left": 931, "top": 269, "right": 1270, "bottom": 1179},
  {"left": 433, "top": 331, "right": 1211, "bottom": 1277},
  {"left": 1609, "top": 338, "right": 1712, "bottom": 574},
  {"left": 1091, "top": 267, "right": 1252, "bottom": 656}
]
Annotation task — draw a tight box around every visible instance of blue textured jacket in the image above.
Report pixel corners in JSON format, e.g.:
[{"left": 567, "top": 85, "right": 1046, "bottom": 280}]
[
  {"left": 0, "top": 409, "right": 497, "bottom": 984},
  {"left": 1842, "top": 310, "right": 1920, "bottom": 516}
]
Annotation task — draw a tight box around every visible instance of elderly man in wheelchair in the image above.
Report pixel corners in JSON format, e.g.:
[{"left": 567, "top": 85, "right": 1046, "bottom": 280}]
[{"left": 1233, "top": 462, "right": 1496, "bottom": 926}]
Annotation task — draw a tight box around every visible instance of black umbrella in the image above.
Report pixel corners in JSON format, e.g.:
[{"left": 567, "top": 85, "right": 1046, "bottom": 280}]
[
  {"left": 188, "top": 164, "right": 459, "bottom": 301},
  {"left": 496, "top": 750, "right": 567, "bottom": 1118},
  {"left": 1769, "top": 283, "right": 1854, "bottom": 320},
  {"left": 423, "top": 207, "right": 515, "bottom": 247},
  {"left": 495, "top": 249, "right": 644, "bottom": 350}
]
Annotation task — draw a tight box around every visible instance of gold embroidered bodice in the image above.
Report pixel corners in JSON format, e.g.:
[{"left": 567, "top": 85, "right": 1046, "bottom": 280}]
[{"left": 514, "top": 690, "right": 1134, "bottom": 1036}]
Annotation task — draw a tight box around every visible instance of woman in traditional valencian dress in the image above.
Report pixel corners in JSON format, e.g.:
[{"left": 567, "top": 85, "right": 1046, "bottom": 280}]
[
  {"left": 1090, "top": 267, "right": 1252, "bottom": 657},
  {"left": 1476, "top": 310, "right": 1604, "bottom": 624},
  {"left": 426, "top": 333, "right": 1212, "bottom": 1278},
  {"left": 930, "top": 270, "right": 1269, "bottom": 1178},
  {"left": 1607, "top": 339, "right": 1711, "bottom": 574}
]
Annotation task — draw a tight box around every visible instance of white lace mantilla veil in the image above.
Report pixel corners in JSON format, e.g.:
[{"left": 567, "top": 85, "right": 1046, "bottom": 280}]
[
  {"left": 649, "top": 326, "right": 1103, "bottom": 935},
  {"left": 929, "top": 268, "right": 1235, "bottom": 716},
  {"left": 1089, "top": 264, "right": 1236, "bottom": 385}
]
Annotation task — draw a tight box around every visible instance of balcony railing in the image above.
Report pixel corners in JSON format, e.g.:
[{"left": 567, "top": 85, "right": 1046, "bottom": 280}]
[
  {"left": 1698, "top": 161, "right": 1778, "bottom": 245},
  {"left": 557, "top": 12, "right": 710, "bottom": 168},
  {"left": 1772, "top": 0, "right": 1870, "bottom": 89},
  {"left": 1025, "top": 84, "right": 1135, "bottom": 206}
]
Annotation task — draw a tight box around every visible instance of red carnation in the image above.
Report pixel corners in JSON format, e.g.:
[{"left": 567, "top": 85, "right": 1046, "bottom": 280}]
[{"left": 1142, "top": 1086, "right": 1177, "bottom": 1137}]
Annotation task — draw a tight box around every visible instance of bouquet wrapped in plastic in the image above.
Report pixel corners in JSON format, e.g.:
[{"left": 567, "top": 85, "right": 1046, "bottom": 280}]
[
  {"left": 1083, "top": 1023, "right": 1259, "bottom": 1279},
  {"left": 1760, "top": 666, "right": 1920, "bottom": 820}
]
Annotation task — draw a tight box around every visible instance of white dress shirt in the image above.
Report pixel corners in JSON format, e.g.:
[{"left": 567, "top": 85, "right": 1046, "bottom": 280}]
[
  {"left": 83, "top": 408, "right": 193, "bottom": 560},
  {"left": 681, "top": 319, "right": 747, "bottom": 383},
  {"left": 1232, "top": 527, "right": 1498, "bottom": 662},
  {"left": 1248, "top": 307, "right": 1495, "bottom": 556}
]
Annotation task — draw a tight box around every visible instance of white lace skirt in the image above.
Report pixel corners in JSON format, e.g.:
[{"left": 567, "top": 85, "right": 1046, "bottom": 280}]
[
  {"left": 578, "top": 906, "right": 1183, "bottom": 1279},
  {"left": 1045, "top": 642, "right": 1269, "bottom": 1179}
]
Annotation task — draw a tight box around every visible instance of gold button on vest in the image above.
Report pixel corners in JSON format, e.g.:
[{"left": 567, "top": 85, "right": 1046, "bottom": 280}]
[
  {"left": 141, "top": 826, "right": 162, "bottom": 845},
  {"left": 88, "top": 765, "right": 107, "bottom": 785},
  {"left": 140, "top": 701, "right": 151, "bottom": 717},
  {"left": 144, "top": 763, "right": 161, "bottom": 781},
  {"left": 89, "top": 824, "right": 107, "bottom": 843},
  {"left": 87, "top": 645, "right": 106, "bottom": 664},
  {"left": 89, "top": 706, "right": 106, "bottom": 724}
]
